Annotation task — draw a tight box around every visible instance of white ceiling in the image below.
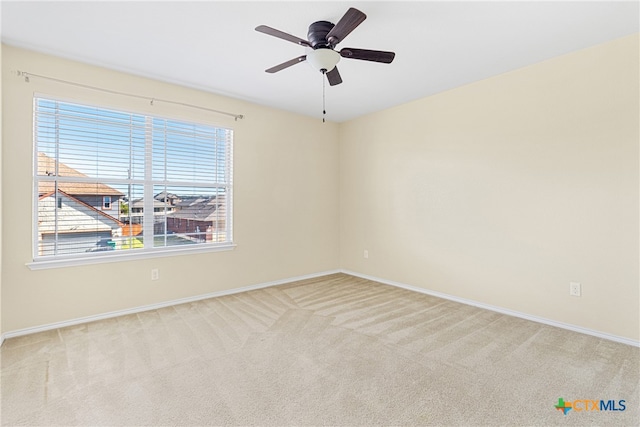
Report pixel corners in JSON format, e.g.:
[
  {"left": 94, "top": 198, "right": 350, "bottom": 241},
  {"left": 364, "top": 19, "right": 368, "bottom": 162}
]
[{"left": 2, "top": 1, "right": 638, "bottom": 122}]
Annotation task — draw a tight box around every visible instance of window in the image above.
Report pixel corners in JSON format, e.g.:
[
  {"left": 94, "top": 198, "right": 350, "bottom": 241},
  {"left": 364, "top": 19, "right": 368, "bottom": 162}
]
[{"left": 33, "top": 97, "right": 233, "bottom": 262}]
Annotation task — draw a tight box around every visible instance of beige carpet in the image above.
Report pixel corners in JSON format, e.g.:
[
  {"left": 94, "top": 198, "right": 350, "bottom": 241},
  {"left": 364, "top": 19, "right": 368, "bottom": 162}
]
[{"left": 1, "top": 273, "right": 638, "bottom": 426}]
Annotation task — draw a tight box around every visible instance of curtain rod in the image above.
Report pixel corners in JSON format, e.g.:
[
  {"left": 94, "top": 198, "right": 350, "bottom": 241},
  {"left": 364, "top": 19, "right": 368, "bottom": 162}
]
[{"left": 16, "top": 70, "right": 245, "bottom": 121}]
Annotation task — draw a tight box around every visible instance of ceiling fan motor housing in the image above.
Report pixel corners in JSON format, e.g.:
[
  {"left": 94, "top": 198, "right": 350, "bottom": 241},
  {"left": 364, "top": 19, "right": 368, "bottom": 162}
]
[{"left": 308, "top": 21, "right": 335, "bottom": 48}]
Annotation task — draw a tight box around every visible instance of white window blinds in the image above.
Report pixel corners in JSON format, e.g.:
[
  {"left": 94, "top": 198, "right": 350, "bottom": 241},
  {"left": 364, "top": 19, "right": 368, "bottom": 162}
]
[{"left": 34, "top": 97, "right": 233, "bottom": 260}]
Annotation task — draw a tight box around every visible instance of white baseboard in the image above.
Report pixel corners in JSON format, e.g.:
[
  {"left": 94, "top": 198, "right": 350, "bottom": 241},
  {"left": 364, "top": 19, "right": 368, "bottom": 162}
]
[
  {"left": 341, "top": 269, "right": 640, "bottom": 348},
  {"left": 0, "top": 269, "right": 341, "bottom": 344}
]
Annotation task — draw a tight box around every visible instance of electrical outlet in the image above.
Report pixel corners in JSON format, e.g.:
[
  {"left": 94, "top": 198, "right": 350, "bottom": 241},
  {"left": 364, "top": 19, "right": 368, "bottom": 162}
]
[
  {"left": 363, "top": 250, "right": 369, "bottom": 259},
  {"left": 569, "top": 282, "right": 581, "bottom": 297},
  {"left": 151, "top": 269, "right": 159, "bottom": 281}
]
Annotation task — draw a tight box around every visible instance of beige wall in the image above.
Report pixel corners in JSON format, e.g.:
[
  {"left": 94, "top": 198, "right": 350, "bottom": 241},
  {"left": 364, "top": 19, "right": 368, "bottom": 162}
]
[
  {"left": 0, "top": 44, "right": 4, "bottom": 339},
  {"left": 339, "top": 34, "right": 639, "bottom": 341},
  {"left": 1, "top": 45, "right": 340, "bottom": 332}
]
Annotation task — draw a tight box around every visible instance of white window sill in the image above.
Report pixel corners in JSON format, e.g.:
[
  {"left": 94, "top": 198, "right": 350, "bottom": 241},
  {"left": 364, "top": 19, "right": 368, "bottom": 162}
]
[{"left": 26, "top": 243, "right": 236, "bottom": 270}]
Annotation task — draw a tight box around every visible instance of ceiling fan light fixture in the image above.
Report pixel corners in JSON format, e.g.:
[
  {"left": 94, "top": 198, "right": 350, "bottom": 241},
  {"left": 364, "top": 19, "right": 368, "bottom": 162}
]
[{"left": 306, "top": 48, "right": 340, "bottom": 73}]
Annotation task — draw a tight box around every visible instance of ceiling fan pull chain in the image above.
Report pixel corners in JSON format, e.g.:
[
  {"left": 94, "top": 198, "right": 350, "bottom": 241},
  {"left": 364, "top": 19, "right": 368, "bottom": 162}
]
[{"left": 322, "top": 70, "right": 326, "bottom": 123}]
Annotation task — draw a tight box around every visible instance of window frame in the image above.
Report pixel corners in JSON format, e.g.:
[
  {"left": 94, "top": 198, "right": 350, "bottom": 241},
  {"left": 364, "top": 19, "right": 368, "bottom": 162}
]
[
  {"left": 102, "top": 196, "right": 112, "bottom": 210},
  {"left": 28, "top": 95, "right": 235, "bottom": 270}
]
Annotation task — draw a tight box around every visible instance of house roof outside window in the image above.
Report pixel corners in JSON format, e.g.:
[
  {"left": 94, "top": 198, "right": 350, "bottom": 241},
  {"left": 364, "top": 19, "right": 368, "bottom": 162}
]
[
  {"left": 169, "top": 196, "right": 226, "bottom": 222},
  {"left": 37, "top": 152, "right": 124, "bottom": 197}
]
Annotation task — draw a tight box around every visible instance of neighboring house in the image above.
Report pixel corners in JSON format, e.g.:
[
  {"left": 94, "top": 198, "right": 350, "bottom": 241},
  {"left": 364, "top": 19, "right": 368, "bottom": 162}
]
[
  {"left": 166, "top": 195, "right": 227, "bottom": 242},
  {"left": 128, "top": 195, "right": 177, "bottom": 225},
  {"left": 129, "top": 192, "right": 225, "bottom": 242},
  {"left": 38, "top": 152, "right": 124, "bottom": 212},
  {"left": 154, "top": 191, "right": 180, "bottom": 206},
  {"left": 38, "top": 190, "right": 124, "bottom": 256},
  {"left": 37, "top": 153, "right": 125, "bottom": 255}
]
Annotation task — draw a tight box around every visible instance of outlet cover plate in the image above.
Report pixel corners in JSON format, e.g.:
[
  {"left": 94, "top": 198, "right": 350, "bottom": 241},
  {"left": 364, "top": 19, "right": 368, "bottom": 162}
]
[{"left": 570, "top": 282, "right": 581, "bottom": 297}]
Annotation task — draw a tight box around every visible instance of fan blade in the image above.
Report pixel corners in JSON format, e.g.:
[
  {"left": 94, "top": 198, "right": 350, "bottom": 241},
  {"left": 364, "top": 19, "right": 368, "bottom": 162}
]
[
  {"left": 340, "top": 48, "right": 395, "bottom": 64},
  {"left": 265, "top": 55, "right": 307, "bottom": 73},
  {"left": 255, "top": 25, "right": 311, "bottom": 47},
  {"left": 326, "top": 8, "right": 366, "bottom": 46},
  {"left": 326, "top": 67, "right": 342, "bottom": 86}
]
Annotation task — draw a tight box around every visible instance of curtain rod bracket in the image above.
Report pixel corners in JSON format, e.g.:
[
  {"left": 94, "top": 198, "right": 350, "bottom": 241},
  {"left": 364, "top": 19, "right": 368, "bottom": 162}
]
[{"left": 17, "top": 70, "right": 30, "bottom": 82}]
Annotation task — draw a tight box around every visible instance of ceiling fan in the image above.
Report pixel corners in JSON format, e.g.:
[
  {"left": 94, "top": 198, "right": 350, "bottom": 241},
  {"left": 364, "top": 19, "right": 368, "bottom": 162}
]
[{"left": 255, "top": 7, "right": 395, "bottom": 86}]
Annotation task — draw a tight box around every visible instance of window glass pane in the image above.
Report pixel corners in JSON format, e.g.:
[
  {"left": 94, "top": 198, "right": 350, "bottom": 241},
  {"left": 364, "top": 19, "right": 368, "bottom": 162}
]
[
  {"left": 36, "top": 100, "right": 146, "bottom": 180},
  {"left": 116, "top": 184, "right": 144, "bottom": 251},
  {"left": 153, "top": 186, "right": 228, "bottom": 247},
  {"left": 152, "top": 118, "right": 230, "bottom": 184},
  {"left": 37, "top": 182, "right": 124, "bottom": 256}
]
